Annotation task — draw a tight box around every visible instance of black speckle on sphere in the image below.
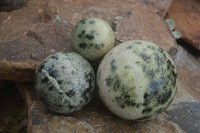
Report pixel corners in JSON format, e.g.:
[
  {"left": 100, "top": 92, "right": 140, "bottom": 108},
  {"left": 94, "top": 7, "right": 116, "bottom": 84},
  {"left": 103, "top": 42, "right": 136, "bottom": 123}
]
[
  {"left": 124, "top": 65, "right": 131, "bottom": 69},
  {"left": 147, "top": 45, "right": 155, "bottom": 50},
  {"left": 95, "top": 44, "right": 101, "bottom": 49},
  {"left": 57, "top": 80, "right": 63, "bottom": 84},
  {"left": 101, "top": 43, "right": 104, "bottom": 47},
  {"left": 48, "top": 87, "right": 53, "bottom": 91},
  {"left": 82, "top": 30, "right": 85, "bottom": 34},
  {"left": 135, "top": 41, "right": 142, "bottom": 44},
  {"left": 78, "top": 34, "right": 82, "bottom": 38},
  {"left": 135, "top": 61, "right": 140, "bottom": 64},
  {"left": 57, "top": 105, "right": 62, "bottom": 108},
  {"left": 86, "top": 34, "right": 94, "bottom": 40},
  {"left": 142, "top": 107, "right": 152, "bottom": 114},
  {"left": 79, "top": 43, "right": 87, "bottom": 49},
  {"left": 106, "top": 77, "right": 112, "bottom": 86},
  {"left": 65, "top": 90, "right": 76, "bottom": 97},
  {"left": 80, "top": 19, "right": 87, "bottom": 24},
  {"left": 71, "top": 70, "right": 75, "bottom": 75},
  {"left": 89, "top": 20, "right": 95, "bottom": 24},
  {"left": 139, "top": 53, "right": 151, "bottom": 62},
  {"left": 88, "top": 43, "right": 93, "bottom": 48},
  {"left": 50, "top": 56, "right": 58, "bottom": 60},
  {"left": 158, "top": 47, "right": 164, "bottom": 53},
  {"left": 157, "top": 89, "right": 172, "bottom": 105},
  {"left": 41, "top": 76, "right": 49, "bottom": 83},
  {"left": 111, "top": 59, "right": 117, "bottom": 72},
  {"left": 167, "top": 59, "right": 172, "bottom": 67},
  {"left": 48, "top": 70, "right": 60, "bottom": 79},
  {"left": 126, "top": 45, "right": 132, "bottom": 49}
]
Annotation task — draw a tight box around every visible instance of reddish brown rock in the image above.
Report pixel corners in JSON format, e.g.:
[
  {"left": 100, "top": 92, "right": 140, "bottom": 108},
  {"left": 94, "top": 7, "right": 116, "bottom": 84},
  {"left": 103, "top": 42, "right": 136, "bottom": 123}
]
[
  {"left": 168, "top": 0, "right": 200, "bottom": 50},
  {"left": 174, "top": 46, "right": 200, "bottom": 101},
  {"left": 141, "top": 0, "right": 173, "bottom": 17},
  {"left": 164, "top": 45, "right": 200, "bottom": 133},
  {"left": 0, "top": 0, "right": 177, "bottom": 82},
  {"left": 0, "top": 0, "right": 28, "bottom": 11}
]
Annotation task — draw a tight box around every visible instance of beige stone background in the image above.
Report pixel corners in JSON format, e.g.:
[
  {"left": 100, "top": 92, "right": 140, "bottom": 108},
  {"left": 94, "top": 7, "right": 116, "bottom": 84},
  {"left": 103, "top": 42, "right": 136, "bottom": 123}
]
[{"left": 0, "top": 0, "right": 199, "bottom": 133}]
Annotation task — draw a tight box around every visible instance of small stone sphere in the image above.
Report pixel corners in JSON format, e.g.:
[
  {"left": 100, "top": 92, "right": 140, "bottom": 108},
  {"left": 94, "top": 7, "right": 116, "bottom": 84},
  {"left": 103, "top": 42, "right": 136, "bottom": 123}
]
[
  {"left": 35, "top": 51, "right": 95, "bottom": 114},
  {"left": 70, "top": 17, "right": 115, "bottom": 61},
  {"left": 97, "top": 40, "right": 177, "bottom": 120}
]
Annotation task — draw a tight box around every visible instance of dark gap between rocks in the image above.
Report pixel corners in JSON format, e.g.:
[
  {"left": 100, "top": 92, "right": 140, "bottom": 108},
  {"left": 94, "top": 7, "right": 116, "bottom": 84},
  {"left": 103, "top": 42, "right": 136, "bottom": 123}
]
[
  {"left": 0, "top": 80, "right": 27, "bottom": 133},
  {"left": 0, "top": 0, "right": 28, "bottom": 12},
  {"left": 177, "top": 39, "right": 200, "bottom": 58}
]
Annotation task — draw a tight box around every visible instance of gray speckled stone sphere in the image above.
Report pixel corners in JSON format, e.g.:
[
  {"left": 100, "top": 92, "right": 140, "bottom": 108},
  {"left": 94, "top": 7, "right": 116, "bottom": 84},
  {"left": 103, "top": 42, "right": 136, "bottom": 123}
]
[
  {"left": 35, "top": 52, "right": 95, "bottom": 114},
  {"left": 70, "top": 17, "right": 115, "bottom": 61},
  {"left": 97, "top": 40, "right": 177, "bottom": 120}
]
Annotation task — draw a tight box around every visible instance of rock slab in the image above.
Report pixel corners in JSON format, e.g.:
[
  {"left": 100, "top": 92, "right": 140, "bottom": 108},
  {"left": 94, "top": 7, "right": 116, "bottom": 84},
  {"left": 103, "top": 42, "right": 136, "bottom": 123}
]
[{"left": 168, "top": 0, "right": 200, "bottom": 50}]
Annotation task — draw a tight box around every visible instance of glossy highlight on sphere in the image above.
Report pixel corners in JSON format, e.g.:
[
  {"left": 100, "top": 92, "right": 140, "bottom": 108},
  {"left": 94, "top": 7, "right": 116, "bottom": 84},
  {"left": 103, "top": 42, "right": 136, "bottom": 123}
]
[
  {"left": 70, "top": 17, "right": 115, "bottom": 61},
  {"left": 35, "top": 52, "right": 95, "bottom": 114},
  {"left": 97, "top": 40, "right": 177, "bottom": 120}
]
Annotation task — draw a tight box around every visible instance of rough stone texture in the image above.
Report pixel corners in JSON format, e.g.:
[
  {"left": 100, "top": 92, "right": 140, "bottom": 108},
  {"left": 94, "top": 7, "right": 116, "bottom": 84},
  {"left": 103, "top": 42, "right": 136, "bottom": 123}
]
[
  {"left": 174, "top": 46, "right": 200, "bottom": 101},
  {"left": 168, "top": 0, "right": 200, "bottom": 50},
  {"left": 165, "top": 45, "right": 200, "bottom": 133},
  {"left": 0, "top": 0, "right": 177, "bottom": 82},
  {"left": 166, "top": 102, "right": 200, "bottom": 133},
  {"left": 18, "top": 83, "right": 187, "bottom": 133},
  {"left": 0, "top": 0, "right": 28, "bottom": 12},
  {"left": 141, "top": 0, "right": 173, "bottom": 18},
  {"left": 0, "top": 81, "right": 27, "bottom": 132}
]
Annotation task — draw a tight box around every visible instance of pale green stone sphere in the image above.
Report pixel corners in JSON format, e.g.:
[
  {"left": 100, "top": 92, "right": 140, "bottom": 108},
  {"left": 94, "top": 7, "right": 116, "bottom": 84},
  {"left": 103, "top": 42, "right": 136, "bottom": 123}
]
[
  {"left": 35, "top": 52, "right": 95, "bottom": 114},
  {"left": 70, "top": 17, "right": 115, "bottom": 61},
  {"left": 97, "top": 40, "right": 177, "bottom": 120}
]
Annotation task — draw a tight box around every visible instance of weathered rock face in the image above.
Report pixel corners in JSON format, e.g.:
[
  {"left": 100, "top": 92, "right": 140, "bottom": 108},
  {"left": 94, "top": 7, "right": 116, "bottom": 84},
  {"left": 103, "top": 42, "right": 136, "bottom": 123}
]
[
  {"left": 19, "top": 84, "right": 187, "bottom": 133},
  {"left": 168, "top": 0, "right": 200, "bottom": 50},
  {"left": 173, "top": 46, "right": 200, "bottom": 101},
  {"left": 141, "top": 0, "right": 173, "bottom": 17},
  {"left": 0, "top": 0, "right": 176, "bottom": 82},
  {"left": 0, "top": 0, "right": 28, "bottom": 12}
]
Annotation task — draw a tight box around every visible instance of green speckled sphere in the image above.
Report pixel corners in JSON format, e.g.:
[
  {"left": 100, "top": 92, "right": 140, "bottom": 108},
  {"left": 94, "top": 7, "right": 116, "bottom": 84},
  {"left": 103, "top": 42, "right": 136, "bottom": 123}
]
[
  {"left": 70, "top": 17, "right": 115, "bottom": 61},
  {"left": 97, "top": 40, "right": 177, "bottom": 120},
  {"left": 35, "top": 52, "right": 95, "bottom": 114}
]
